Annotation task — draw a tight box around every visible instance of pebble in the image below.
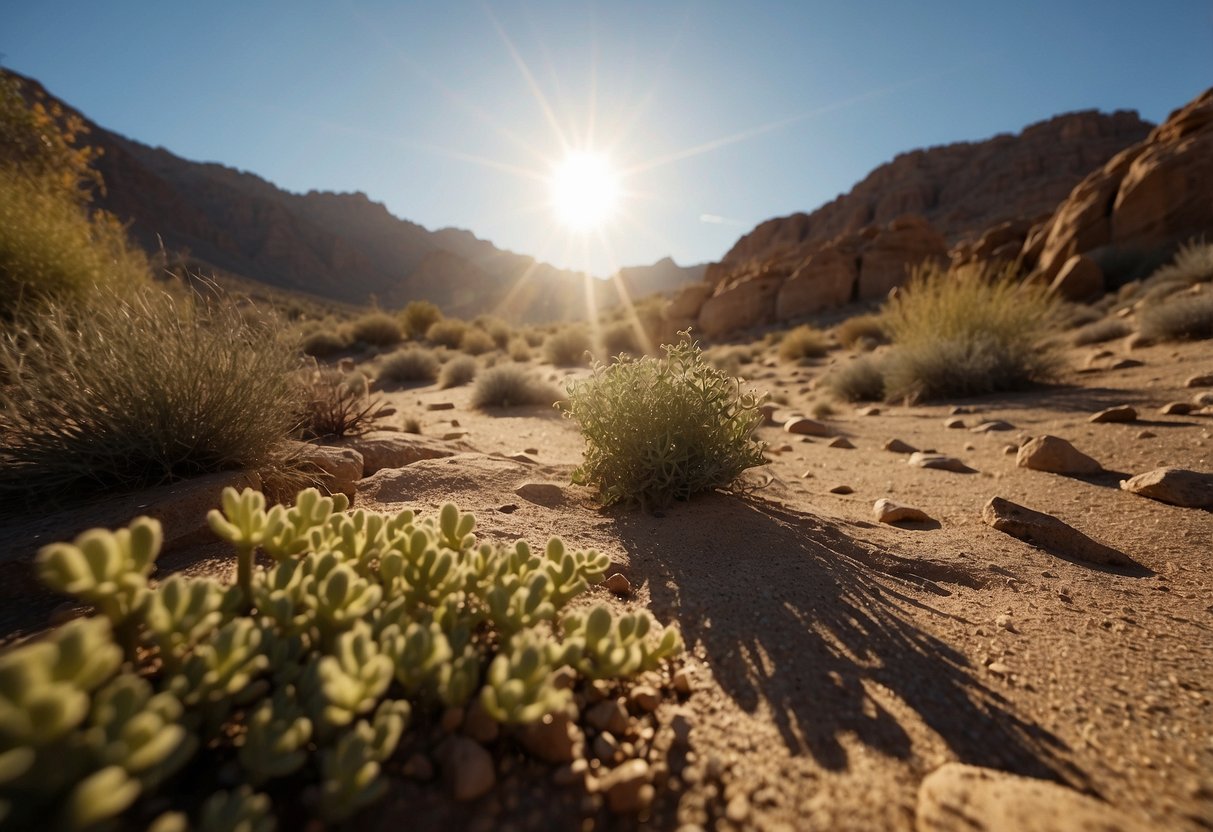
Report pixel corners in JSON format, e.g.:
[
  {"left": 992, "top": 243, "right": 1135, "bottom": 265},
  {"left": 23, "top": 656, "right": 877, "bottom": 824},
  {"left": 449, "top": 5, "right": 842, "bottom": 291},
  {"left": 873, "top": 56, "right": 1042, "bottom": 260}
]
[
  {"left": 515, "top": 482, "right": 566, "bottom": 507},
  {"left": 857, "top": 406, "right": 881, "bottom": 416},
  {"left": 604, "top": 573, "right": 632, "bottom": 596},
  {"left": 1120, "top": 467, "right": 1213, "bottom": 509},
  {"left": 1002, "top": 444, "right": 1018, "bottom": 456},
  {"left": 436, "top": 737, "right": 495, "bottom": 801},
  {"left": 883, "top": 438, "right": 918, "bottom": 454},
  {"left": 1089, "top": 404, "right": 1137, "bottom": 423},
  {"left": 1016, "top": 435, "right": 1102, "bottom": 475},
  {"left": 828, "top": 484, "right": 855, "bottom": 494},
  {"left": 600, "top": 759, "right": 654, "bottom": 814},
  {"left": 1194, "top": 391, "right": 1213, "bottom": 406},
  {"left": 1109, "top": 358, "right": 1143, "bottom": 370},
  {"left": 427, "top": 401, "right": 456, "bottom": 411},
  {"left": 462, "top": 699, "right": 499, "bottom": 744},
  {"left": 783, "top": 417, "right": 833, "bottom": 437},
  {"left": 524, "top": 446, "right": 539, "bottom": 455},
  {"left": 672, "top": 669, "right": 693, "bottom": 695},
  {"left": 995, "top": 614, "right": 1015, "bottom": 632},
  {"left": 1136, "top": 430, "right": 1156, "bottom": 439},
  {"left": 971, "top": 420, "right": 1014, "bottom": 432},
  {"left": 517, "top": 711, "right": 583, "bottom": 763},
  {"left": 1185, "top": 373, "right": 1213, "bottom": 388},
  {"left": 874, "top": 498, "right": 932, "bottom": 524},
  {"left": 828, "top": 436, "right": 855, "bottom": 449},
  {"left": 401, "top": 752, "right": 434, "bottom": 780},
  {"left": 586, "top": 699, "right": 629, "bottom": 735},
  {"left": 909, "top": 452, "right": 974, "bottom": 473},
  {"left": 944, "top": 417, "right": 966, "bottom": 429},
  {"left": 629, "top": 685, "right": 661, "bottom": 712},
  {"left": 1160, "top": 401, "right": 1194, "bottom": 415},
  {"left": 726, "top": 794, "right": 751, "bottom": 823},
  {"left": 593, "top": 732, "right": 620, "bottom": 763}
]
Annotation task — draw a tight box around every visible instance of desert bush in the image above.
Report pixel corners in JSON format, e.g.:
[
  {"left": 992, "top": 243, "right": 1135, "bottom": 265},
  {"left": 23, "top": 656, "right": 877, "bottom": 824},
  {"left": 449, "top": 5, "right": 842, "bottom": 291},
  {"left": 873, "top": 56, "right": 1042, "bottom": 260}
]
[
  {"left": 400, "top": 299, "right": 442, "bottom": 339},
  {"left": 507, "top": 336, "right": 532, "bottom": 362},
  {"left": 2, "top": 487, "right": 681, "bottom": 828},
  {"left": 378, "top": 346, "right": 439, "bottom": 384},
  {"left": 543, "top": 327, "right": 593, "bottom": 366},
  {"left": 1058, "top": 303, "right": 1106, "bottom": 328},
  {"left": 879, "top": 263, "right": 1061, "bottom": 402},
  {"left": 600, "top": 320, "right": 644, "bottom": 358},
  {"left": 1137, "top": 290, "right": 1213, "bottom": 342},
  {"left": 298, "top": 368, "right": 393, "bottom": 439},
  {"left": 563, "top": 336, "right": 767, "bottom": 508},
  {"left": 835, "top": 314, "right": 888, "bottom": 349},
  {"left": 349, "top": 312, "right": 403, "bottom": 347},
  {"left": 460, "top": 328, "right": 496, "bottom": 356},
  {"left": 471, "top": 365, "right": 562, "bottom": 409},
  {"left": 1071, "top": 317, "right": 1132, "bottom": 346},
  {"left": 1149, "top": 238, "right": 1213, "bottom": 285},
  {"left": 438, "top": 355, "right": 478, "bottom": 388},
  {"left": 301, "top": 328, "right": 349, "bottom": 358},
  {"left": 522, "top": 327, "right": 547, "bottom": 347},
  {"left": 474, "top": 315, "right": 513, "bottom": 348},
  {"left": 0, "top": 291, "right": 302, "bottom": 507},
  {"left": 824, "top": 355, "right": 887, "bottom": 402},
  {"left": 425, "top": 319, "right": 468, "bottom": 349},
  {"left": 778, "top": 325, "right": 831, "bottom": 361}
]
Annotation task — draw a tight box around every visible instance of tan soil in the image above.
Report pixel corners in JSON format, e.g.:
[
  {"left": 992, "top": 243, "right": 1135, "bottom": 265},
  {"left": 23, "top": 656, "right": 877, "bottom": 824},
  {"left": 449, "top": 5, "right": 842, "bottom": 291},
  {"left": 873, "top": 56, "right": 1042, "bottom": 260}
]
[{"left": 3, "top": 336, "right": 1211, "bottom": 831}]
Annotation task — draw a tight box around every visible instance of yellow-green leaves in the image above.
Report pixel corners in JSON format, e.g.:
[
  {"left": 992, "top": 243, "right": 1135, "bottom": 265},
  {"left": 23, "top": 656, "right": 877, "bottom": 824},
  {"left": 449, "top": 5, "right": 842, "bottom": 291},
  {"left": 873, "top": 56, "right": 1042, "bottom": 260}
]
[
  {"left": 563, "top": 605, "right": 683, "bottom": 679},
  {"left": 479, "top": 632, "right": 571, "bottom": 724}
]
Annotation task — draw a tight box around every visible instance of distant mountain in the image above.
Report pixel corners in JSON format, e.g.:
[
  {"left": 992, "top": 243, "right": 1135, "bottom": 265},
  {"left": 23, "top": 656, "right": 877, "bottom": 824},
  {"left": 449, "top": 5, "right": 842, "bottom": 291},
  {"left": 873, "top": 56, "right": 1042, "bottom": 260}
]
[{"left": 7, "top": 70, "right": 700, "bottom": 323}]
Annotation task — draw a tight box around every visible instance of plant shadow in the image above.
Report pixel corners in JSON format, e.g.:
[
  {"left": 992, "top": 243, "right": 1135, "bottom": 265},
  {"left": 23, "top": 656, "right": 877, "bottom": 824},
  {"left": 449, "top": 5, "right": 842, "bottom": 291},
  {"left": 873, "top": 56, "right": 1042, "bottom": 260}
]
[{"left": 610, "top": 494, "right": 1090, "bottom": 789}]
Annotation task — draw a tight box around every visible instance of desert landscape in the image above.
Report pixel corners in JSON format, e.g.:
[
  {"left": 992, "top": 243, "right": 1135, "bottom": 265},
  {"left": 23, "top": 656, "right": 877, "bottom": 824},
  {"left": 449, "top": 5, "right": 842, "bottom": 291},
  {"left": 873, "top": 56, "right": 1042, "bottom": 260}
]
[{"left": 1, "top": 5, "right": 1211, "bottom": 831}]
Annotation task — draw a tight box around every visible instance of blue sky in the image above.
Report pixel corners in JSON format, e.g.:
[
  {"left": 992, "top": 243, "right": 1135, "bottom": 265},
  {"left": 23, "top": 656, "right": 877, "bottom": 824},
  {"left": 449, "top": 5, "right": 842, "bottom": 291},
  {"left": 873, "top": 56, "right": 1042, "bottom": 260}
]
[{"left": 3, "top": 2, "right": 1210, "bottom": 276}]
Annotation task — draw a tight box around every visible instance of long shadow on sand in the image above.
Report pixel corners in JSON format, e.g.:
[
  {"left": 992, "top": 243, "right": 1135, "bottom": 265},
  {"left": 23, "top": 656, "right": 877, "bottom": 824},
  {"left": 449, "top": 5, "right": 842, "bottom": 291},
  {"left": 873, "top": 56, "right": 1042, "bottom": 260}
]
[{"left": 611, "top": 494, "right": 1089, "bottom": 788}]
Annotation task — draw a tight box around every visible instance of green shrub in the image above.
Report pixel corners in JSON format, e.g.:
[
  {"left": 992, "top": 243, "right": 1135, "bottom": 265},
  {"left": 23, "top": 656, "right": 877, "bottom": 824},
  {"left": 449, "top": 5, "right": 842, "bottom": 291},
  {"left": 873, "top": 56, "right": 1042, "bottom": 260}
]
[
  {"left": 1071, "top": 317, "right": 1132, "bottom": 346},
  {"left": 1143, "top": 238, "right": 1213, "bottom": 285},
  {"left": 460, "top": 328, "right": 496, "bottom": 356},
  {"left": 777, "top": 325, "right": 831, "bottom": 361},
  {"left": 378, "top": 347, "right": 439, "bottom": 384},
  {"left": 297, "top": 368, "right": 393, "bottom": 439},
  {"left": 824, "top": 355, "right": 886, "bottom": 402},
  {"left": 425, "top": 319, "right": 468, "bottom": 349},
  {"left": 1138, "top": 291, "right": 1213, "bottom": 342},
  {"left": 507, "top": 336, "right": 532, "bottom": 362},
  {"left": 879, "top": 263, "right": 1061, "bottom": 402},
  {"left": 2, "top": 487, "right": 682, "bottom": 827},
  {"left": 399, "top": 299, "right": 442, "bottom": 339},
  {"left": 835, "top": 314, "right": 887, "bottom": 349},
  {"left": 600, "top": 320, "right": 643, "bottom": 358},
  {"left": 0, "top": 291, "right": 302, "bottom": 508},
  {"left": 301, "top": 328, "right": 349, "bottom": 358},
  {"left": 563, "top": 336, "right": 767, "bottom": 508},
  {"left": 543, "top": 327, "right": 593, "bottom": 366},
  {"left": 471, "top": 365, "right": 562, "bottom": 409},
  {"left": 438, "top": 355, "right": 478, "bottom": 389},
  {"left": 349, "top": 312, "right": 403, "bottom": 347}
]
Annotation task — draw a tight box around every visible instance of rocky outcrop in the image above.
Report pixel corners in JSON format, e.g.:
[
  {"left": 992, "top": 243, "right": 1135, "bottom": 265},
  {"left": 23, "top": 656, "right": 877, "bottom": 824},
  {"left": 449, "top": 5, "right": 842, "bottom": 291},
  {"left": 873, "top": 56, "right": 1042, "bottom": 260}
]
[{"left": 1024, "top": 87, "right": 1213, "bottom": 283}]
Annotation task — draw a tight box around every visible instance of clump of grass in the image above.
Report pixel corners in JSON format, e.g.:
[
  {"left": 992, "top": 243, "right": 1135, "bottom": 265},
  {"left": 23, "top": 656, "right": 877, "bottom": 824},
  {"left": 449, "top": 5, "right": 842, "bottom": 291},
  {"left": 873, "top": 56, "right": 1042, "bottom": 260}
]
[
  {"left": 824, "top": 355, "right": 887, "bottom": 402},
  {"left": 879, "top": 263, "right": 1062, "bottom": 402},
  {"left": 1149, "top": 238, "right": 1213, "bottom": 285},
  {"left": 522, "top": 327, "right": 548, "bottom": 347},
  {"left": 474, "top": 315, "right": 513, "bottom": 348},
  {"left": 460, "top": 327, "right": 496, "bottom": 356},
  {"left": 508, "top": 336, "right": 532, "bottom": 362},
  {"left": 426, "top": 319, "right": 468, "bottom": 349},
  {"left": 471, "top": 365, "right": 562, "bottom": 409},
  {"left": 1137, "top": 291, "right": 1213, "bottom": 342},
  {"left": 297, "top": 367, "right": 393, "bottom": 439},
  {"left": 1071, "top": 317, "right": 1132, "bottom": 346},
  {"left": 835, "top": 314, "right": 888, "bottom": 349},
  {"left": 400, "top": 299, "right": 442, "bottom": 339},
  {"left": 378, "top": 346, "right": 439, "bottom": 383},
  {"left": 563, "top": 336, "right": 767, "bottom": 508},
  {"left": 349, "top": 311, "right": 403, "bottom": 347},
  {"left": 778, "top": 325, "right": 831, "bottom": 361},
  {"left": 810, "top": 400, "right": 836, "bottom": 419},
  {"left": 300, "top": 328, "right": 349, "bottom": 358},
  {"left": 544, "top": 327, "right": 593, "bottom": 366},
  {"left": 0, "top": 291, "right": 302, "bottom": 508},
  {"left": 438, "top": 354, "right": 478, "bottom": 388}
]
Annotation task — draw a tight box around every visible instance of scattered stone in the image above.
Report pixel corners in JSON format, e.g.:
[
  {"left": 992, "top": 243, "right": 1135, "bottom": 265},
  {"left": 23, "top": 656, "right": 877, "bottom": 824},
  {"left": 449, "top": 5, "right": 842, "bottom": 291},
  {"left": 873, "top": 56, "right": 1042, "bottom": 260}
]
[
  {"left": 497, "top": 503, "right": 518, "bottom": 513},
  {"left": 1109, "top": 358, "right": 1143, "bottom": 370},
  {"left": 981, "top": 497, "right": 1131, "bottom": 566},
  {"left": 784, "top": 417, "right": 833, "bottom": 437},
  {"left": 401, "top": 752, "right": 434, "bottom": 781},
  {"left": 508, "top": 454, "right": 536, "bottom": 464},
  {"left": 1194, "top": 391, "right": 1213, "bottom": 406},
  {"left": 1089, "top": 404, "right": 1137, "bottom": 423},
  {"left": 672, "top": 669, "right": 693, "bottom": 695},
  {"left": 586, "top": 699, "right": 629, "bottom": 735},
  {"left": 604, "top": 573, "right": 632, "bottom": 596},
  {"left": 524, "top": 447, "right": 539, "bottom": 455},
  {"left": 1120, "top": 467, "right": 1213, "bottom": 509},
  {"left": 601, "top": 759, "right": 653, "bottom": 814},
  {"left": 515, "top": 482, "right": 566, "bottom": 507},
  {"left": 1136, "top": 430, "right": 1156, "bottom": 439},
  {"left": 874, "top": 498, "right": 932, "bottom": 524},
  {"left": 290, "top": 442, "right": 363, "bottom": 500},
  {"left": 1002, "top": 444, "right": 1018, "bottom": 456},
  {"left": 964, "top": 442, "right": 976, "bottom": 452},
  {"left": 883, "top": 438, "right": 918, "bottom": 454},
  {"left": 909, "top": 452, "right": 974, "bottom": 473},
  {"left": 857, "top": 406, "right": 882, "bottom": 416},
  {"left": 436, "top": 737, "right": 495, "bottom": 801},
  {"left": 725, "top": 794, "right": 751, "bottom": 824},
  {"left": 828, "top": 484, "right": 855, "bottom": 494},
  {"left": 593, "top": 732, "right": 620, "bottom": 763},
  {"left": 517, "top": 711, "right": 583, "bottom": 763},
  {"left": 1161, "top": 401, "right": 1194, "bottom": 415},
  {"left": 916, "top": 763, "right": 1155, "bottom": 832},
  {"left": 426, "top": 401, "right": 456, "bottom": 411},
  {"left": 462, "top": 698, "right": 499, "bottom": 744},
  {"left": 1016, "top": 435, "right": 1102, "bottom": 475},
  {"left": 338, "top": 431, "right": 460, "bottom": 475},
  {"left": 971, "top": 420, "right": 1014, "bottom": 433},
  {"left": 944, "top": 417, "right": 966, "bottom": 429},
  {"left": 949, "top": 406, "right": 973, "bottom": 415},
  {"left": 772, "top": 443, "right": 794, "bottom": 453},
  {"left": 828, "top": 436, "right": 856, "bottom": 449},
  {"left": 440, "top": 707, "right": 464, "bottom": 734},
  {"left": 1185, "top": 373, "right": 1213, "bottom": 388},
  {"left": 986, "top": 662, "right": 1012, "bottom": 677},
  {"left": 629, "top": 685, "right": 661, "bottom": 712},
  {"left": 1048, "top": 253, "right": 1104, "bottom": 301},
  {"left": 995, "top": 614, "right": 1015, "bottom": 632},
  {"left": 442, "top": 431, "right": 468, "bottom": 441}
]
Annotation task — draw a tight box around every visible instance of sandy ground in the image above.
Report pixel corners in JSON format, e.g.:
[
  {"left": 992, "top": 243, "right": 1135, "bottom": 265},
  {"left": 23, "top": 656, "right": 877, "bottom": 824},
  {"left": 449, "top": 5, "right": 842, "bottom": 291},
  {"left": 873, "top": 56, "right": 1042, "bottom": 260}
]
[{"left": 2, "top": 335, "right": 1210, "bottom": 831}]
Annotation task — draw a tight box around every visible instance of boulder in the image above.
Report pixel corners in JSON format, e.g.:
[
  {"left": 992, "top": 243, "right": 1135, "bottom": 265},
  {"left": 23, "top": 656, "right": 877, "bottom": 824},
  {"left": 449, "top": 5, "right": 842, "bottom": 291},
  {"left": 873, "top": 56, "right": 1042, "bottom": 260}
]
[
  {"left": 290, "top": 442, "right": 364, "bottom": 500},
  {"left": 336, "top": 431, "right": 464, "bottom": 475},
  {"left": 857, "top": 216, "right": 948, "bottom": 300},
  {"left": 665, "top": 282, "right": 712, "bottom": 320},
  {"left": 1047, "top": 254, "right": 1104, "bottom": 301},
  {"left": 1120, "top": 467, "right": 1213, "bottom": 509},
  {"left": 697, "top": 274, "right": 783, "bottom": 337},
  {"left": 775, "top": 246, "right": 857, "bottom": 319}
]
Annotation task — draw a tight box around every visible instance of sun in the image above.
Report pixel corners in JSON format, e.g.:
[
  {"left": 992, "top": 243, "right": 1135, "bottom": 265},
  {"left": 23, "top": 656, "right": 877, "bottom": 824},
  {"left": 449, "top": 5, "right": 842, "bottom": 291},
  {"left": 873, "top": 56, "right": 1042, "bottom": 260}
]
[{"left": 548, "top": 151, "right": 620, "bottom": 231}]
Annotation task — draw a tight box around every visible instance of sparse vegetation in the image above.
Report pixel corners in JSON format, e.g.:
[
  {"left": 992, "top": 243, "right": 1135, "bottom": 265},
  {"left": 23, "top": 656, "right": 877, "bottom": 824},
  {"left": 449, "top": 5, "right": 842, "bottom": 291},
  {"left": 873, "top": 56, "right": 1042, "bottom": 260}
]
[
  {"left": 1150, "top": 238, "right": 1213, "bottom": 285},
  {"left": 824, "top": 355, "right": 887, "bottom": 402},
  {"left": 350, "top": 312, "right": 403, "bottom": 347},
  {"left": 778, "top": 325, "right": 831, "bottom": 361},
  {"left": 564, "top": 336, "right": 767, "bottom": 508},
  {"left": 379, "top": 347, "right": 440, "bottom": 384},
  {"left": 471, "top": 365, "right": 562, "bottom": 409},
  {"left": 0, "top": 291, "right": 302, "bottom": 508},
  {"left": 508, "top": 336, "right": 532, "bottom": 362},
  {"left": 1071, "top": 317, "right": 1132, "bottom": 346},
  {"left": 460, "top": 327, "right": 496, "bottom": 356},
  {"left": 298, "top": 367, "right": 393, "bottom": 439},
  {"left": 1138, "top": 290, "right": 1213, "bottom": 342},
  {"left": 543, "top": 327, "right": 593, "bottom": 366},
  {"left": 4, "top": 487, "right": 681, "bottom": 828},
  {"left": 438, "top": 354, "right": 478, "bottom": 388},
  {"left": 835, "top": 314, "right": 888, "bottom": 349},
  {"left": 474, "top": 315, "right": 513, "bottom": 348},
  {"left": 399, "top": 299, "right": 442, "bottom": 339},
  {"left": 301, "top": 328, "right": 349, "bottom": 358},
  {"left": 425, "top": 319, "right": 468, "bottom": 349},
  {"left": 600, "top": 320, "right": 643, "bottom": 357}
]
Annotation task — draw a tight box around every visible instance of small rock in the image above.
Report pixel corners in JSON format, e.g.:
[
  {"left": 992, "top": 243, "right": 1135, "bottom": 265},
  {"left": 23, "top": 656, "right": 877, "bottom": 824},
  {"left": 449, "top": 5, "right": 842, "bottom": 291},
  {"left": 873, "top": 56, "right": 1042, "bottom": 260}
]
[
  {"left": 593, "top": 732, "right": 620, "bottom": 763},
  {"left": 524, "top": 446, "right": 539, "bottom": 455},
  {"left": 401, "top": 752, "right": 434, "bottom": 781},
  {"left": 828, "top": 484, "right": 854, "bottom": 494},
  {"left": 726, "top": 794, "right": 751, "bottom": 823},
  {"left": 1185, "top": 373, "right": 1213, "bottom": 388},
  {"left": 964, "top": 442, "right": 976, "bottom": 452},
  {"left": 874, "top": 498, "right": 932, "bottom": 524},
  {"left": 437, "top": 737, "right": 495, "bottom": 801},
  {"left": 971, "top": 420, "right": 1014, "bottom": 433},
  {"left": 517, "top": 710, "right": 583, "bottom": 763},
  {"left": 981, "top": 497, "right": 1131, "bottom": 566},
  {"left": 909, "top": 452, "right": 974, "bottom": 473},
  {"left": 995, "top": 614, "right": 1015, "bottom": 632},
  {"left": 630, "top": 685, "right": 661, "bottom": 712},
  {"left": 828, "top": 436, "right": 855, "bottom": 449},
  {"left": 497, "top": 503, "right": 519, "bottom": 513},
  {"left": 442, "top": 431, "right": 467, "bottom": 441},
  {"left": 883, "top": 438, "right": 918, "bottom": 454},
  {"left": 1016, "top": 435, "right": 1102, "bottom": 475},
  {"left": 1109, "top": 358, "right": 1143, "bottom": 370},
  {"left": 944, "top": 417, "right": 966, "bottom": 429},
  {"left": 1120, "top": 467, "right": 1213, "bottom": 509},
  {"left": 586, "top": 699, "right": 629, "bottom": 735},
  {"left": 427, "top": 401, "right": 456, "bottom": 411},
  {"left": 857, "top": 406, "right": 881, "bottom": 416},
  {"left": 440, "top": 707, "right": 464, "bottom": 734},
  {"left": 987, "top": 662, "right": 1012, "bottom": 677},
  {"left": 1194, "top": 391, "right": 1213, "bottom": 406},
  {"left": 601, "top": 759, "right": 653, "bottom": 814},
  {"left": 1089, "top": 404, "right": 1137, "bottom": 423},
  {"left": 1160, "top": 401, "right": 1194, "bottom": 415},
  {"left": 783, "top": 417, "right": 833, "bottom": 437},
  {"left": 605, "top": 573, "right": 632, "bottom": 596},
  {"left": 1002, "top": 444, "right": 1018, "bottom": 456},
  {"left": 949, "top": 406, "right": 972, "bottom": 415},
  {"left": 1136, "top": 430, "right": 1156, "bottom": 439},
  {"left": 672, "top": 669, "right": 693, "bottom": 695},
  {"left": 508, "top": 454, "right": 536, "bottom": 464},
  {"left": 291, "top": 442, "right": 364, "bottom": 500},
  {"left": 773, "top": 443, "right": 794, "bottom": 453},
  {"left": 462, "top": 698, "right": 499, "bottom": 744},
  {"left": 515, "top": 482, "right": 566, "bottom": 507}
]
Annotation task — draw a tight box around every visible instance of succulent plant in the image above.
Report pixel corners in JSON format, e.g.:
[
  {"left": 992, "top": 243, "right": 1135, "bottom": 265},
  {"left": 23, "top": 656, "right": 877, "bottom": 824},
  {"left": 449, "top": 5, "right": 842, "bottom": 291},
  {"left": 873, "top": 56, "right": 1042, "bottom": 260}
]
[
  {"left": 562, "top": 605, "right": 683, "bottom": 679},
  {"left": 479, "top": 631, "right": 573, "bottom": 724},
  {"left": 238, "top": 689, "right": 312, "bottom": 784},
  {"left": 306, "top": 624, "right": 393, "bottom": 731},
  {"left": 195, "top": 786, "right": 276, "bottom": 832},
  {"left": 317, "top": 699, "right": 408, "bottom": 822}
]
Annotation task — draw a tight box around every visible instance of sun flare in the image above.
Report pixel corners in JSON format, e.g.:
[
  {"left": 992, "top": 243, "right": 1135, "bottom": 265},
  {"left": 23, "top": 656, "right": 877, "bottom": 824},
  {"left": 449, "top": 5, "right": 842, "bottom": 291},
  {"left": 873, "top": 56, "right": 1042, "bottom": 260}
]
[{"left": 548, "top": 151, "right": 620, "bottom": 231}]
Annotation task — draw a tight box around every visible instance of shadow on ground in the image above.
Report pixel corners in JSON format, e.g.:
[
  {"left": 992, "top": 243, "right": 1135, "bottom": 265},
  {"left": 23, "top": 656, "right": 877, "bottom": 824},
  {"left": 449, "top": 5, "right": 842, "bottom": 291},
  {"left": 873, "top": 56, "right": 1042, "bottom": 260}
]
[{"left": 611, "top": 494, "right": 1089, "bottom": 789}]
